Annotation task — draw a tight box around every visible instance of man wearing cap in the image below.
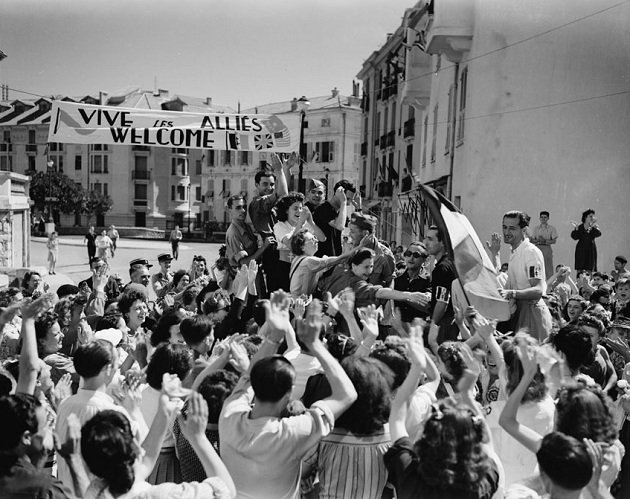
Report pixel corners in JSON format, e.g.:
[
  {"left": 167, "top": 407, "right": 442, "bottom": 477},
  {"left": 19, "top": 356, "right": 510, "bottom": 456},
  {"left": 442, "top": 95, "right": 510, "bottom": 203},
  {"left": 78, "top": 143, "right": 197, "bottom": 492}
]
[
  {"left": 305, "top": 178, "right": 326, "bottom": 213},
  {"left": 151, "top": 253, "right": 174, "bottom": 298},
  {"left": 313, "top": 179, "right": 358, "bottom": 258},
  {"left": 248, "top": 154, "right": 292, "bottom": 294},
  {"left": 348, "top": 212, "right": 396, "bottom": 287},
  {"left": 394, "top": 242, "right": 432, "bottom": 322},
  {"left": 612, "top": 255, "right": 630, "bottom": 283}
]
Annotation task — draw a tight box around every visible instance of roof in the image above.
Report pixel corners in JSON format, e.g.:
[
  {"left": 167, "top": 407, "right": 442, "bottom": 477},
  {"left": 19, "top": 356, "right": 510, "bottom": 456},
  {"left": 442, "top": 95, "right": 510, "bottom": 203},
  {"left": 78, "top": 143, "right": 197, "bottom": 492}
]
[{"left": 243, "top": 93, "right": 361, "bottom": 115}]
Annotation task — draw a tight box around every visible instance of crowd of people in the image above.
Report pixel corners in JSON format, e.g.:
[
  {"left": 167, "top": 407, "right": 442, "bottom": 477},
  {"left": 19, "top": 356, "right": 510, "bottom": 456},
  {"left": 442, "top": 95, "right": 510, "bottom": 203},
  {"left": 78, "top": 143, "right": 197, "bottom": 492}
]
[{"left": 1, "top": 153, "right": 630, "bottom": 499}]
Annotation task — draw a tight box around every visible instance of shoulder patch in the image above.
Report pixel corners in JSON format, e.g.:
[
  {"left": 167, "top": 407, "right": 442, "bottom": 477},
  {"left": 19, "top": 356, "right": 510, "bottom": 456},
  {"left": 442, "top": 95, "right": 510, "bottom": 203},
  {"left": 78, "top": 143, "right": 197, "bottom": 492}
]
[{"left": 529, "top": 265, "right": 542, "bottom": 279}]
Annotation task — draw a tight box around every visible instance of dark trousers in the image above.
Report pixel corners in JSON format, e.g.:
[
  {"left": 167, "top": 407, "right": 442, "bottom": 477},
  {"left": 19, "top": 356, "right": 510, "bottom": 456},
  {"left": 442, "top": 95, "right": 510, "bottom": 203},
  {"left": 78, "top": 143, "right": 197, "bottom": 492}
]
[{"left": 261, "top": 246, "right": 282, "bottom": 296}]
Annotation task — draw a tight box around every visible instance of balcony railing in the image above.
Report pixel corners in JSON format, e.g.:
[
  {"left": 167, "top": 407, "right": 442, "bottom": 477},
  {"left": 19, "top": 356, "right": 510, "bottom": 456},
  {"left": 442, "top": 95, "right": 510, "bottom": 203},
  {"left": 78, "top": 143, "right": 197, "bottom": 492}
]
[
  {"left": 403, "top": 119, "right": 415, "bottom": 138},
  {"left": 377, "top": 182, "right": 393, "bottom": 197},
  {"left": 132, "top": 145, "right": 150, "bottom": 152},
  {"left": 0, "top": 143, "right": 12, "bottom": 152},
  {"left": 25, "top": 144, "right": 37, "bottom": 153},
  {"left": 133, "top": 199, "right": 148, "bottom": 207},
  {"left": 380, "top": 134, "right": 387, "bottom": 150},
  {"left": 132, "top": 170, "right": 151, "bottom": 180}
]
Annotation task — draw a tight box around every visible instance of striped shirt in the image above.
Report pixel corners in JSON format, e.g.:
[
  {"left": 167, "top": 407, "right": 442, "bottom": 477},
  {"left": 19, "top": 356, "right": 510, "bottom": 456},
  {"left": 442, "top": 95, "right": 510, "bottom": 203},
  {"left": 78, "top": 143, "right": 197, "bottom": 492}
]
[{"left": 302, "top": 425, "right": 391, "bottom": 499}]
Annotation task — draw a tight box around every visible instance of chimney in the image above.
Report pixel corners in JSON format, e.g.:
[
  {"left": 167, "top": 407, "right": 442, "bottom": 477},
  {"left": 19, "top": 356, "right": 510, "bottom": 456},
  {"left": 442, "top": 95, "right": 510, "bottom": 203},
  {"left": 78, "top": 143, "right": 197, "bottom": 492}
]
[
  {"left": 331, "top": 87, "right": 339, "bottom": 98},
  {"left": 290, "top": 97, "right": 298, "bottom": 112},
  {"left": 205, "top": 97, "right": 213, "bottom": 107}
]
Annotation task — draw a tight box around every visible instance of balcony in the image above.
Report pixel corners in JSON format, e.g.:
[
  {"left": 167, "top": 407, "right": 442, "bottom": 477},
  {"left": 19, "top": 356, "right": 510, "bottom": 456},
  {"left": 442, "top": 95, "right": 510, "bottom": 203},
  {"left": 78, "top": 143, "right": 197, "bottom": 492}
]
[
  {"left": 133, "top": 199, "right": 148, "bottom": 207},
  {"left": 361, "top": 142, "right": 368, "bottom": 156},
  {"left": 25, "top": 144, "right": 37, "bottom": 153},
  {"left": 425, "top": 0, "right": 473, "bottom": 62},
  {"left": 404, "top": 119, "right": 415, "bottom": 138},
  {"left": 132, "top": 145, "right": 150, "bottom": 152},
  {"left": 377, "top": 181, "right": 393, "bottom": 198},
  {"left": 132, "top": 170, "right": 151, "bottom": 180},
  {"left": 0, "top": 144, "right": 12, "bottom": 153}
]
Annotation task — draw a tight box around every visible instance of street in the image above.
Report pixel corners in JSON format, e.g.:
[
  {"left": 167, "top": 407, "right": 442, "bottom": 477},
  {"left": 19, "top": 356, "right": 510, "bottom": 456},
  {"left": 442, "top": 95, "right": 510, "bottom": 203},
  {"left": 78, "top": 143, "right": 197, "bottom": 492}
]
[{"left": 30, "top": 235, "right": 222, "bottom": 288}]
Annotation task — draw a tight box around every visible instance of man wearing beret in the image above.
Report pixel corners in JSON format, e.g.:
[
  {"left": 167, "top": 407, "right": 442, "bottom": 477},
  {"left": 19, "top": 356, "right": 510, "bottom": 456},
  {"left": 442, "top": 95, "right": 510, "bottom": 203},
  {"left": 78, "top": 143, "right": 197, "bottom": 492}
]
[
  {"left": 151, "top": 253, "right": 174, "bottom": 298},
  {"left": 348, "top": 213, "right": 396, "bottom": 287}
]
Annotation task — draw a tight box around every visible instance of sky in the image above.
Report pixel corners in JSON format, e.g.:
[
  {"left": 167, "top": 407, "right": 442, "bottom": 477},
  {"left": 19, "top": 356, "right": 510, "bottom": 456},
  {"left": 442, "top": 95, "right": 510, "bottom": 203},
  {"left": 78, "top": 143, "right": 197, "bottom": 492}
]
[{"left": 0, "top": 0, "right": 416, "bottom": 110}]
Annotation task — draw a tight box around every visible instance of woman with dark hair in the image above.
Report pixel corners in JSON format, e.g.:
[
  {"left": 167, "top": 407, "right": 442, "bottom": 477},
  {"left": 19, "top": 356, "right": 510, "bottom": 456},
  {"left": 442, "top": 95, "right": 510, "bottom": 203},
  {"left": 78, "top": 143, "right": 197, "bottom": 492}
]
[
  {"left": 139, "top": 343, "right": 193, "bottom": 485},
  {"left": 500, "top": 337, "right": 622, "bottom": 492},
  {"left": 321, "top": 249, "right": 429, "bottom": 309},
  {"left": 387, "top": 329, "right": 500, "bottom": 499},
  {"left": 302, "top": 356, "right": 394, "bottom": 499},
  {"left": 173, "top": 369, "right": 239, "bottom": 482},
  {"left": 150, "top": 307, "right": 187, "bottom": 347},
  {"left": 22, "top": 271, "right": 44, "bottom": 298},
  {"left": 272, "top": 192, "right": 326, "bottom": 292},
  {"left": 571, "top": 208, "right": 601, "bottom": 272},
  {"left": 564, "top": 295, "right": 587, "bottom": 323},
  {"left": 34, "top": 310, "right": 77, "bottom": 388},
  {"left": 81, "top": 393, "right": 235, "bottom": 498},
  {"left": 189, "top": 255, "right": 211, "bottom": 285},
  {"left": 118, "top": 288, "right": 150, "bottom": 367}
]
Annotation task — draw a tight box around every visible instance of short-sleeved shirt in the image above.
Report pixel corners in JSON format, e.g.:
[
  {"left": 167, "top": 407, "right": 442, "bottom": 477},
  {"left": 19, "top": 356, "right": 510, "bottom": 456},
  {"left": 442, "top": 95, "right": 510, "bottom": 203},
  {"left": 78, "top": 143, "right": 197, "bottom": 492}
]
[
  {"left": 430, "top": 255, "right": 457, "bottom": 317},
  {"left": 394, "top": 270, "right": 431, "bottom": 322},
  {"left": 273, "top": 220, "right": 318, "bottom": 252},
  {"left": 151, "top": 271, "right": 173, "bottom": 298},
  {"left": 289, "top": 255, "right": 330, "bottom": 297},
  {"left": 507, "top": 239, "right": 547, "bottom": 292},
  {"left": 384, "top": 436, "right": 500, "bottom": 499},
  {"left": 219, "top": 377, "right": 335, "bottom": 499},
  {"left": 225, "top": 221, "right": 258, "bottom": 270},
  {"left": 531, "top": 224, "right": 557, "bottom": 245},
  {"left": 248, "top": 192, "right": 279, "bottom": 237},
  {"left": 313, "top": 202, "right": 342, "bottom": 257}
]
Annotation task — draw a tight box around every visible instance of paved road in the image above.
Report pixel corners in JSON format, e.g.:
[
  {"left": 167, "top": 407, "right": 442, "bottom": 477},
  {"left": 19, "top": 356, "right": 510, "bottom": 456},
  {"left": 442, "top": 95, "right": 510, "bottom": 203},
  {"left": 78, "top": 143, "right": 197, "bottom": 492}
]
[{"left": 31, "top": 236, "right": 222, "bottom": 287}]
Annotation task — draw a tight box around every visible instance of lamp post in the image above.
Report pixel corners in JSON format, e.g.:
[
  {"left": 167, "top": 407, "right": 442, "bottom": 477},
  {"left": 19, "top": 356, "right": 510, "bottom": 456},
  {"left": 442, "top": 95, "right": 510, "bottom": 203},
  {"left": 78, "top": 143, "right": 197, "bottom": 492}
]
[{"left": 296, "top": 96, "right": 310, "bottom": 193}]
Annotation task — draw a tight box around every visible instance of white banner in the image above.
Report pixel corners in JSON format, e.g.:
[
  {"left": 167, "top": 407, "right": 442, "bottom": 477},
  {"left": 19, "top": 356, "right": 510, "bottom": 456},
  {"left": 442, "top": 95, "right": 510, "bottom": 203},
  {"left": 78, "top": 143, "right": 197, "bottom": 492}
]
[{"left": 47, "top": 101, "right": 301, "bottom": 152}]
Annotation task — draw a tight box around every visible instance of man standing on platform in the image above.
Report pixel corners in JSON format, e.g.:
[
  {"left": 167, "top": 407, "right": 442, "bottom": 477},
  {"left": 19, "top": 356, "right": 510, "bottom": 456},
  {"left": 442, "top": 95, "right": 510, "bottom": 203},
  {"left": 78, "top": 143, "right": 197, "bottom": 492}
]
[
  {"left": 530, "top": 211, "right": 557, "bottom": 280},
  {"left": 248, "top": 153, "right": 292, "bottom": 294},
  {"left": 488, "top": 210, "right": 551, "bottom": 341},
  {"left": 313, "top": 180, "right": 357, "bottom": 258}
]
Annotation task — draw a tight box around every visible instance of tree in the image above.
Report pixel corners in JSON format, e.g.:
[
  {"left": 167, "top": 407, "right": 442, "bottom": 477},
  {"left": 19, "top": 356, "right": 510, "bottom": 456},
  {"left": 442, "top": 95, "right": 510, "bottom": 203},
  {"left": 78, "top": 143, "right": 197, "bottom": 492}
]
[
  {"left": 83, "top": 190, "right": 113, "bottom": 225},
  {"left": 29, "top": 171, "right": 84, "bottom": 218}
]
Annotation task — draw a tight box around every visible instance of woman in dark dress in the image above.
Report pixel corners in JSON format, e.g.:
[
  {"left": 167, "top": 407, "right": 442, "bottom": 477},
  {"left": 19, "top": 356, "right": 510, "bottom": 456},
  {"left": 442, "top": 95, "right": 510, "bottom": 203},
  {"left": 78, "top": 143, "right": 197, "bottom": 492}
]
[{"left": 571, "top": 208, "right": 601, "bottom": 272}]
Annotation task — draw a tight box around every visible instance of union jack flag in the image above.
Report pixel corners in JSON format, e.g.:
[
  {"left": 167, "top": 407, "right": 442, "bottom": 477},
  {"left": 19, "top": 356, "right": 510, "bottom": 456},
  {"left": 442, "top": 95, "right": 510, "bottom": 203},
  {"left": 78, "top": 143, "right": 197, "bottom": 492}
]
[{"left": 254, "top": 134, "right": 273, "bottom": 150}]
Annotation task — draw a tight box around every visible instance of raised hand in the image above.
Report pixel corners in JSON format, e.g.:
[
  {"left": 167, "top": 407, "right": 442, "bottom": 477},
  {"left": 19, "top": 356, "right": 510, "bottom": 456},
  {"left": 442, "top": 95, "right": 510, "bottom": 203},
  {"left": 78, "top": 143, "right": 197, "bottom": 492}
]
[
  {"left": 0, "top": 300, "right": 22, "bottom": 325},
  {"left": 93, "top": 263, "right": 110, "bottom": 292},
  {"left": 357, "top": 304, "right": 380, "bottom": 340},
  {"left": 515, "top": 333, "right": 538, "bottom": 377},
  {"left": 337, "top": 288, "right": 355, "bottom": 317},
  {"left": 178, "top": 392, "right": 209, "bottom": 440},
  {"left": 407, "top": 291, "right": 430, "bottom": 307},
  {"left": 457, "top": 343, "right": 482, "bottom": 394},
  {"left": 292, "top": 297, "right": 306, "bottom": 321},
  {"left": 21, "top": 293, "right": 56, "bottom": 320},
  {"left": 485, "top": 232, "right": 501, "bottom": 255},
  {"left": 52, "top": 373, "right": 73, "bottom": 407},
  {"left": 229, "top": 341, "right": 250, "bottom": 373},
  {"left": 297, "top": 299, "right": 323, "bottom": 349},
  {"left": 264, "top": 290, "right": 292, "bottom": 337},
  {"left": 407, "top": 319, "right": 428, "bottom": 370},
  {"left": 56, "top": 413, "right": 81, "bottom": 460}
]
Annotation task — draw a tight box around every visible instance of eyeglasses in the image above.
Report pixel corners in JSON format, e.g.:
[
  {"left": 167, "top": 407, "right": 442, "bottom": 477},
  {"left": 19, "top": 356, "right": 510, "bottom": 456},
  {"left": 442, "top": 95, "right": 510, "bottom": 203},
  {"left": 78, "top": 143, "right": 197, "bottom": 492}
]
[
  {"left": 233, "top": 205, "right": 247, "bottom": 211},
  {"left": 404, "top": 251, "right": 427, "bottom": 259}
]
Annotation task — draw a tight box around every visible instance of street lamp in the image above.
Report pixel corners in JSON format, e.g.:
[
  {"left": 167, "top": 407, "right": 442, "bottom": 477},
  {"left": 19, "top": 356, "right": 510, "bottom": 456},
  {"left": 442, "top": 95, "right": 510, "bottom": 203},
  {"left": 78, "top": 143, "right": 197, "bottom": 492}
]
[{"left": 296, "top": 96, "right": 310, "bottom": 193}]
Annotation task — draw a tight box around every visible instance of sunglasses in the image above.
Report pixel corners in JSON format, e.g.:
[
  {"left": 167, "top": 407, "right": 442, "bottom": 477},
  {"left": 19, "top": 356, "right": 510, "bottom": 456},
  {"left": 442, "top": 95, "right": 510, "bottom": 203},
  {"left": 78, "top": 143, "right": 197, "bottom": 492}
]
[{"left": 404, "top": 251, "right": 427, "bottom": 259}]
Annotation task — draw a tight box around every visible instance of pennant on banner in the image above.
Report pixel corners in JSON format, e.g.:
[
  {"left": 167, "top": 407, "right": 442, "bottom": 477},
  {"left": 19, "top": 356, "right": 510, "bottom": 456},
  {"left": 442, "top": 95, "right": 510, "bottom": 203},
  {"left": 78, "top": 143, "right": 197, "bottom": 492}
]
[{"left": 418, "top": 184, "right": 511, "bottom": 321}]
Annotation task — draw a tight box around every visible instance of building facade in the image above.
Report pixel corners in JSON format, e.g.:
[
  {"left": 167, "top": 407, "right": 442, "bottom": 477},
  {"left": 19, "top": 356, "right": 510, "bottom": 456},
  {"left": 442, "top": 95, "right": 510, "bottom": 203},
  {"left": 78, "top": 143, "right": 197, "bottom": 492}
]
[
  {"left": 359, "top": 0, "right": 630, "bottom": 269},
  {"left": 0, "top": 88, "right": 235, "bottom": 231}
]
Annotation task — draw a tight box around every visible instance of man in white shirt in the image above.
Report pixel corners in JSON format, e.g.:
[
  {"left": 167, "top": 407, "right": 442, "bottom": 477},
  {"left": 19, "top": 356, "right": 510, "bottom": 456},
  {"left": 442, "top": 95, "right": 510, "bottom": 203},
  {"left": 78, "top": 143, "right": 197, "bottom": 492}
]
[
  {"left": 219, "top": 297, "right": 357, "bottom": 499},
  {"left": 489, "top": 210, "right": 552, "bottom": 341}
]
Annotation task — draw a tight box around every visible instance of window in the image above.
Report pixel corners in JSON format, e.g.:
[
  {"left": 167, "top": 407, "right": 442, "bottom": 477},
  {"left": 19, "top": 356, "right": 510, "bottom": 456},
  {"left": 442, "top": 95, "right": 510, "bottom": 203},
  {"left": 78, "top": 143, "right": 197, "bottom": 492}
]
[
  {"left": 195, "top": 160, "right": 202, "bottom": 175},
  {"left": 51, "top": 155, "right": 64, "bottom": 173},
  {"left": 49, "top": 143, "right": 63, "bottom": 152},
  {"left": 207, "top": 179, "right": 215, "bottom": 197},
  {"left": 171, "top": 185, "right": 176, "bottom": 200},
  {"left": 240, "top": 178, "right": 248, "bottom": 194},
  {"left": 315, "top": 141, "right": 335, "bottom": 163},
  {"left": 391, "top": 104, "right": 396, "bottom": 132},
  {"left": 457, "top": 66, "right": 468, "bottom": 145},
  {"left": 2, "top": 131, "right": 10, "bottom": 143},
  {"left": 0, "top": 156, "right": 11, "bottom": 171},
  {"left": 93, "top": 182, "right": 102, "bottom": 194},
  {"left": 91, "top": 144, "right": 108, "bottom": 151},
  {"left": 430, "top": 104, "right": 438, "bottom": 163},
  {"left": 28, "top": 156, "right": 35, "bottom": 172},
  {"left": 28, "top": 130, "right": 36, "bottom": 144},
  {"left": 207, "top": 150, "right": 215, "bottom": 167},
  {"left": 195, "top": 186, "right": 201, "bottom": 201},
  {"left": 445, "top": 84, "right": 455, "bottom": 155},
  {"left": 405, "top": 144, "right": 413, "bottom": 170},
  {"left": 240, "top": 151, "right": 250, "bottom": 165},
  {"left": 75, "top": 156, "right": 82, "bottom": 170},
  {"left": 422, "top": 115, "right": 428, "bottom": 168},
  {"left": 321, "top": 118, "right": 330, "bottom": 127},
  {"left": 222, "top": 178, "right": 231, "bottom": 198},
  {"left": 408, "top": 106, "right": 415, "bottom": 120},
  {"left": 133, "top": 184, "right": 148, "bottom": 201},
  {"left": 177, "top": 185, "right": 186, "bottom": 201},
  {"left": 223, "top": 151, "right": 232, "bottom": 166},
  {"left": 171, "top": 157, "right": 188, "bottom": 176},
  {"left": 171, "top": 148, "right": 188, "bottom": 154},
  {"left": 259, "top": 160, "right": 267, "bottom": 169},
  {"left": 92, "top": 155, "right": 108, "bottom": 173},
  {"left": 383, "top": 107, "right": 389, "bottom": 135},
  {"left": 103, "top": 183, "right": 109, "bottom": 197}
]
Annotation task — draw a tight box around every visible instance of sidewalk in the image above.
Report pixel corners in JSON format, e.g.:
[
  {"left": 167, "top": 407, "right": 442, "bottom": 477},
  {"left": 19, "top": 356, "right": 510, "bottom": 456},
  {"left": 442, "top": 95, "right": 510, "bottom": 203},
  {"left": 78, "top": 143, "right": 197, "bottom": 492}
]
[{"left": 31, "top": 236, "right": 192, "bottom": 250}]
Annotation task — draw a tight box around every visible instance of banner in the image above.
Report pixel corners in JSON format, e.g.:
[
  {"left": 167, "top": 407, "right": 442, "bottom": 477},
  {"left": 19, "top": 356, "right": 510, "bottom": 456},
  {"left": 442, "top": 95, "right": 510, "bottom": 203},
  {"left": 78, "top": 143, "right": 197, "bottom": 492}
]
[
  {"left": 418, "top": 184, "right": 511, "bottom": 321},
  {"left": 47, "top": 101, "right": 302, "bottom": 152}
]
